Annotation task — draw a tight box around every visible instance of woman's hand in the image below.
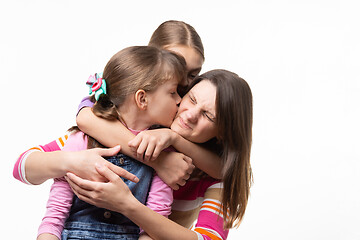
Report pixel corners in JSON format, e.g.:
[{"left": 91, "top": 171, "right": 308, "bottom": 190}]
[
  {"left": 66, "top": 164, "right": 199, "bottom": 240},
  {"left": 128, "top": 128, "right": 178, "bottom": 161},
  {"left": 149, "top": 151, "right": 194, "bottom": 190},
  {"left": 65, "top": 164, "right": 136, "bottom": 212},
  {"left": 68, "top": 146, "right": 139, "bottom": 183}
]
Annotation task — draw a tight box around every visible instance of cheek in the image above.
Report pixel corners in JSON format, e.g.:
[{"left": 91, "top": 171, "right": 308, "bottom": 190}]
[
  {"left": 197, "top": 122, "right": 217, "bottom": 140},
  {"left": 168, "top": 102, "right": 178, "bottom": 117}
]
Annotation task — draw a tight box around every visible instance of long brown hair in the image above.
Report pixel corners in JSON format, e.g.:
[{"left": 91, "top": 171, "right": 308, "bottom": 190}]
[
  {"left": 190, "top": 69, "right": 253, "bottom": 229},
  {"left": 149, "top": 20, "right": 205, "bottom": 60},
  {"left": 87, "top": 46, "right": 186, "bottom": 148}
]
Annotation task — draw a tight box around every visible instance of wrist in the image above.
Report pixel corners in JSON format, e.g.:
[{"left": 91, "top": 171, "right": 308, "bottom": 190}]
[
  {"left": 120, "top": 194, "right": 140, "bottom": 217},
  {"left": 170, "top": 131, "right": 182, "bottom": 149},
  {"left": 170, "top": 130, "right": 179, "bottom": 145},
  {"left": 146, "top": 151, "right": 166, "bottom": 170},
  {"left": 60, "top": 151, "right": 76, "bottom": 175}
]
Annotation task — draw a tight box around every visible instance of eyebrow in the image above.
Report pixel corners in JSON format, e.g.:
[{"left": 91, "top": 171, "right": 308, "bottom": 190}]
[
  {"left": 189, "top": 92, "right": 216, "bottom": 118},
  {"left": 188, "top": 68, "right": 201, "bottom": 73}
]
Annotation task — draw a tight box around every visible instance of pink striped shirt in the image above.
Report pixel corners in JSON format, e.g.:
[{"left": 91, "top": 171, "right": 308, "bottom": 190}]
[{"left": 14, "top": 132, "right": 228, "bottom": 240}]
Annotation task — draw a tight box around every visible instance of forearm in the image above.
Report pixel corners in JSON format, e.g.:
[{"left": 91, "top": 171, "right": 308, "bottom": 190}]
[
  {"left": 172, "top": 134, "right": 222, "bottom": 179},
  {"left": 77, "top": 108, "right": 137, "bottom": 158},
  {"left": 123, "top": 197, "right": 198, "bottom": 240},
  {"left": 25, "top": 151, "right": 72, "bottom": 185}
]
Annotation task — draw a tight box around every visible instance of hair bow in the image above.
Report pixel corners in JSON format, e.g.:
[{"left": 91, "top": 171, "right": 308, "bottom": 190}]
[{"left": 86, "top": 73, "right": 107, "bottom": 101}]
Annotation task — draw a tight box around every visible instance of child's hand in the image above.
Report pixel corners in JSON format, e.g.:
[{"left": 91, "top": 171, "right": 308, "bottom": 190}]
[{"left": 128, "top": 129, "right": 177, "bottom": 161}]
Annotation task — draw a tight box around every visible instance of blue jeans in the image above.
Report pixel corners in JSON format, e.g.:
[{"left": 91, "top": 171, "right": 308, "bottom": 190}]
[{"left": 62, "top": 153, "right": 153, "bottom": 240}]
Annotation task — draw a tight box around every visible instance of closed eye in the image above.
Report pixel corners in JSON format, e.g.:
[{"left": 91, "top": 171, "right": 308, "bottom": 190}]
[
  {"left": 204, "top": 112, "right": 216, "bottom": 123},
  {"left": 189, "top": 94, "right": 196, "bottom": 104}
]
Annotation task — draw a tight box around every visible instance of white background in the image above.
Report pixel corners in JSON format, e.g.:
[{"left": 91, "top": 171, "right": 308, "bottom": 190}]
[{"left": 1, "top": 0, "right": 359, "bottom": 239}]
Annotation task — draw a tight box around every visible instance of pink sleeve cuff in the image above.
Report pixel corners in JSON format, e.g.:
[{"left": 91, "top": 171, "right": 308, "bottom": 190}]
[{"left": 37, "top": 178, "right": 73, "bottom": 239}]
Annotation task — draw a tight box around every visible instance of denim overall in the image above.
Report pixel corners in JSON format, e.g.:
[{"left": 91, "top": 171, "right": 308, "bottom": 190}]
[{"left": 61, "top": 153, "right": 153, "bottom": 240}]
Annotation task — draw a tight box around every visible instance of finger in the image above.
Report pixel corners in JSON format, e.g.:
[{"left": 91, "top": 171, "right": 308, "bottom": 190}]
[
  {"left": 108, "top": 164, "right": 139, "bottom": 183},
  {"left": 182, "top": 156, "right": 195, "bottom": 174},
  {"left": 66, "top": 172, "right": 95, "bottom": 191},
  {"left": 183, "top": 155, "right": 193, "bottom": 165},
  {"left": 187, "top": 164, "right": 195, "bottom": 174},
  {"left": 177, "top": 179, "right": 187, "bottom": 187},
  {"left": 144, "top": 142, "right": 156, "bottom": 162},
  {"left": 95, "top": 164, "right": 126, "bottom": 183},
  {"left": 97, "top": 145, "right": 121, "bottom": 157},
  {"left": 136, "top": 140, "right": 148, "bottom": 161},
  {"left": 170, "top": 183, "right": 179, "bottom": 191},
  {"left": 184, "top": 173, "right": 191, "bottom": 180},
  {"left": 128, "top": 136, "right": 141, "bottom": 149},
  {"left": 66, "top": 177, "right": 96, "bottom": 205},
  {"left": 65, "top": 174, "right": 100, "bottom": 206},
  {"left": 150, "top": 145, "right": 162, "bottom": 161}
]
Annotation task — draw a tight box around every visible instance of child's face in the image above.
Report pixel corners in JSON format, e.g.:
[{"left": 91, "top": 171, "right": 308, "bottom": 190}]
[
  {"left": 166, "top": 45, "right": 204, "bottom": 96},
  {"left": 170, "top": 80, "right": 217, "bottom": 143},
  {"left": 145, "top": 77, "right": 181, "bottom": 128}
]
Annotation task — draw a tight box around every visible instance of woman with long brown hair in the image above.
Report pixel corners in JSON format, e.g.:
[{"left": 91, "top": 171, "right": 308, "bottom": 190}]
[{"left": 66, "top": 69, "right": 253, "bottom": 239}]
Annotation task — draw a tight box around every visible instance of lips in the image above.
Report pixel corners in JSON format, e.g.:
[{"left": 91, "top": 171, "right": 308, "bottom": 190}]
[{"left": 178, "top": 116, "right": 192, "bottom": 130}]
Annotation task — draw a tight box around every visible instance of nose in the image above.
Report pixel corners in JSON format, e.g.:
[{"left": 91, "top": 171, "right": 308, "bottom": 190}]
[
  {"left": 184, "top": 106, "right": 199, "bottom": 123},
  {"left": 175, "top": 92, "right": 181, "bottom": 104}
]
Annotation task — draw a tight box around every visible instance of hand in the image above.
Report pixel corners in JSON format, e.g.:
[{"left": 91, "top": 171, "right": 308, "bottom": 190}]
[
  {"left": 69, "top": 146, "right": 139, "bottom": 183},
  {"left": 128, "top": 128, "right": 177, "bottom": 161},
  {"left": 65, "top": 164, "right": 136, "bottom": 212},
  {"left": 150, "top": 151, "right": 195, "bottom": 190}
]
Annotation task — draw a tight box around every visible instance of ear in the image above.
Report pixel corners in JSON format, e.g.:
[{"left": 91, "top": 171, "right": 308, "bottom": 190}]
[{"left": 135, "top": 89, "right": 148, "bottom": 110}]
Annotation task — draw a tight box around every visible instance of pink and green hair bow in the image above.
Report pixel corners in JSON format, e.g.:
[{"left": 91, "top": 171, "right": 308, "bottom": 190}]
[{"left": 86, "top": 73, "right": 107, "bottom": 101}]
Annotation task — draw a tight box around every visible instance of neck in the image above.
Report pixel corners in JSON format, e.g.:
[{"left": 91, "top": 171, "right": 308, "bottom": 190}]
[{"left": 118, "top": 102, "right": 151, "bottom": 131}]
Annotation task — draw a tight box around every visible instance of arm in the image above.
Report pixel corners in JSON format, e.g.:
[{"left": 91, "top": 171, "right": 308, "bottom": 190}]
[
  {"left": 128, "top": 128, "right": 223, "bottom": 179},
  {"left": 77, "top": 107, "right": 194, "bottom": 189},
  {"left": 14, "top": 134, "right": 138, "bottom": 185},
  {"left": 193, "top": 183, "right": 229, "bottom": 240},
  {"left": 13, "top": 134, "right": 70, "bottom": 185},
  {"left": 77, "top": 107, "right": 136, "bottom": 156},
  {"left": 171, "top": 133, "right": 222, "bottom": 179},
  {"left": 37, "top": 133, "right": 85, "bottom": 240},
  {"left": 65, "top": 165, "right": 199, "bottom": 240},
  {"left": 139, "top": 174, "right": 173, "bottom": 240},
  {"left": 66, "top": 166, "right": 229, "bottom": 240},
  {"left": 37, "top": 178, "right": 73, "bottom": 240}
]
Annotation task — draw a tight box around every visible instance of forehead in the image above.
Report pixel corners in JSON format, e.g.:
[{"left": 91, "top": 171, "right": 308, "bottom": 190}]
[
  {"left": 166, "top": 45, "right": 203, "bottom": 71},
  {"left": 162, "top": 77, "right": 179, "bottom": 88},
  {"left": 190, "top": 80, "right": 217, "bottom": 112}
]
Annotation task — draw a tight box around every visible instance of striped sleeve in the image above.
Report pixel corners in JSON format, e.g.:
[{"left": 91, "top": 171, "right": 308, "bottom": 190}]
[
  {"left": 13, "top": 133, "right": 70, "bottom": 184},
  {"left": 193, "top": 182, "right": 229, "bottom": 240}
]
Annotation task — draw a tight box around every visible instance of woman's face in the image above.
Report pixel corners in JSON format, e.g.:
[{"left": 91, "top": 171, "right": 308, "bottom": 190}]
[
  {"left": 171, "top": 80, "right": 217, "bottom": 143},
  {"left": 165, "top": 45, "right": 204, "bottom": 96}
]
